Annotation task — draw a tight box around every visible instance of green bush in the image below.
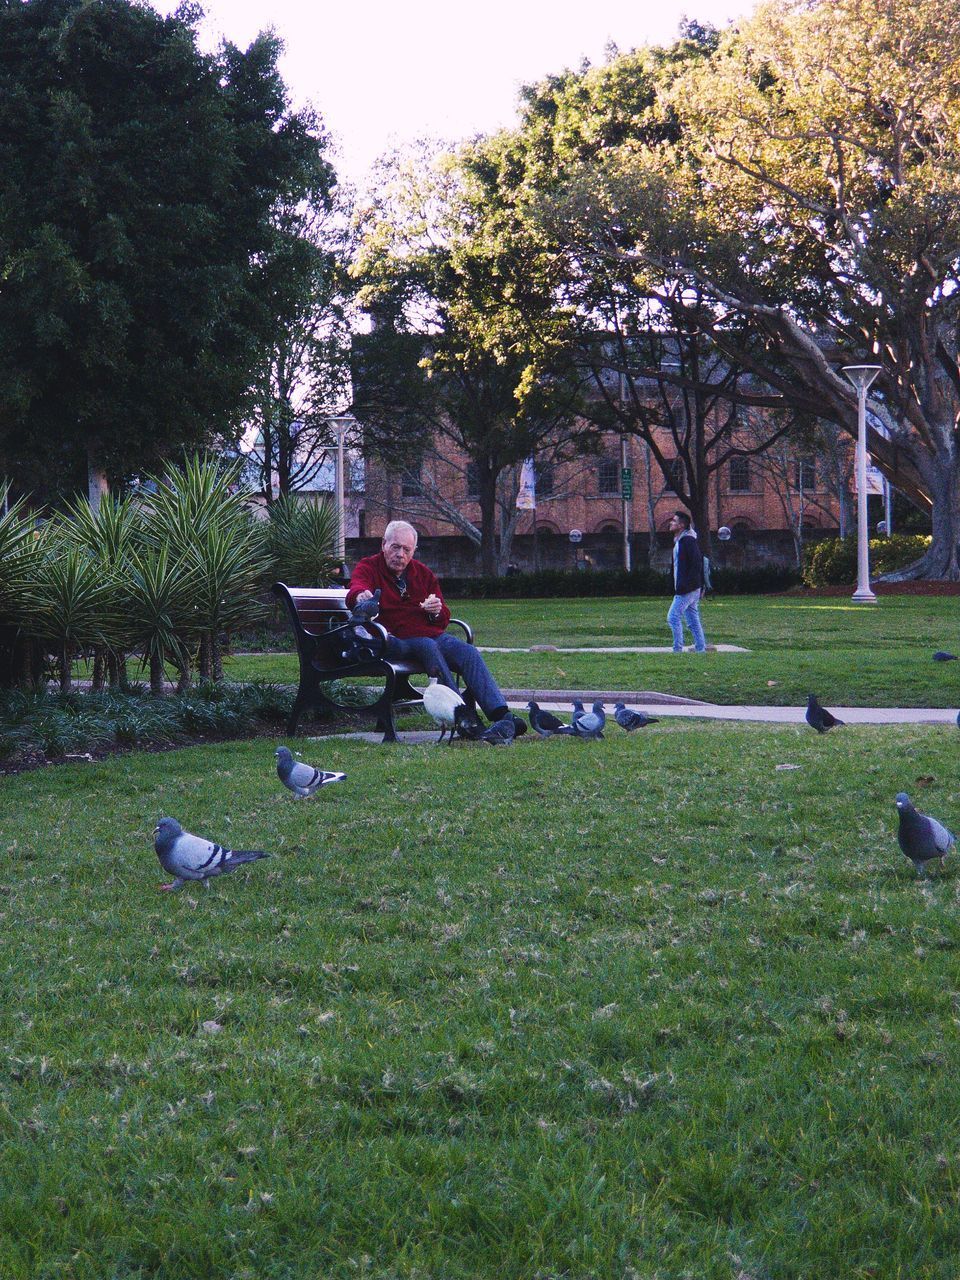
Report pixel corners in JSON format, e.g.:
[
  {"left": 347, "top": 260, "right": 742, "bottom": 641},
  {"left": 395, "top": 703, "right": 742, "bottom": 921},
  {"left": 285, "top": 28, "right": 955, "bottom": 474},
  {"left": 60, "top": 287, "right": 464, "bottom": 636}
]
[
  {"left": 441, "top": 564, "right": 800, "bottom": 598},
  {"left": 802, "top": 534, "right": 930, "bottom": 586}
]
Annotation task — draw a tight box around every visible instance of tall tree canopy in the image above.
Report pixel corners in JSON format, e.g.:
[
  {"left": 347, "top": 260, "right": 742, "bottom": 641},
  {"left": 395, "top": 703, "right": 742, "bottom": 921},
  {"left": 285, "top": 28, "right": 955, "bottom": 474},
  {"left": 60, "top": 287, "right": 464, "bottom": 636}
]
[
  {"left": 352, "top": 146, "right": 593, "bottom": 575},
  {"left": 0, "top": 0, "right": 332, "bottom": 499},
  {"left": 456, "top": 0, "right": 959, "bottom": 576}
]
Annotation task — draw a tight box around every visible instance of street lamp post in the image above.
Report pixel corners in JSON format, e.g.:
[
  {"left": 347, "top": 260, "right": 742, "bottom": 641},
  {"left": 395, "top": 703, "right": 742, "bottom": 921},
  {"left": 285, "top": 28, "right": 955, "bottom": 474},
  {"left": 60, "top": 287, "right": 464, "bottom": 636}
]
[
  {"left": 841, "top": 364, "right": 882, "bottom": 604},
  {"left": 329, "top": 417, "right": 351, "bottom": 565}
]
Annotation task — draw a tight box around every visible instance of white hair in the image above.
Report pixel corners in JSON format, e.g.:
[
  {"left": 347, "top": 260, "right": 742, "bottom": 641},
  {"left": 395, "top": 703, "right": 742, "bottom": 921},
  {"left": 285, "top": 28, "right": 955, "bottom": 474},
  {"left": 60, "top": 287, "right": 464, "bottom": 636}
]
[{"left": 383, "top": 519, "right": 418, "bottom": 549}]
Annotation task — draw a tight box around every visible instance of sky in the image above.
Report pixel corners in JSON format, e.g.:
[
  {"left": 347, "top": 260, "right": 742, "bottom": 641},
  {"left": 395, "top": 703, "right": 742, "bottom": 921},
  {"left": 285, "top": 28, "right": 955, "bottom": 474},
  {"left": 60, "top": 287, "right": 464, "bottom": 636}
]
[{"left": 149, "top": 0, "right": 753, "bottom": 184}]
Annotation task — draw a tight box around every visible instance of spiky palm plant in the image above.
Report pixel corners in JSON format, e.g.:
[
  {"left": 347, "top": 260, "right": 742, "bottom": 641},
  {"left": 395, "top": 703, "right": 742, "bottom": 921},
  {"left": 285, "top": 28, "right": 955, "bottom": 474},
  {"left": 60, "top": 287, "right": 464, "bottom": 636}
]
[
  {"left": 58, "top": 494, "right": 142, "bottom": 690},
  {"left": 0, "top": 486, "right": 45, "bottom": 688},
  {"left": 26, "top": 527, "right": 122, "bottom": 693},
  {"left": 124, "top": 545, "right": 194, "bottom": 697},
  {"left": 266, "top": 494, "right": 341, "bottom": 587},
  {"left": 141, "top": 457, "right": 269, "bottom": 682}
]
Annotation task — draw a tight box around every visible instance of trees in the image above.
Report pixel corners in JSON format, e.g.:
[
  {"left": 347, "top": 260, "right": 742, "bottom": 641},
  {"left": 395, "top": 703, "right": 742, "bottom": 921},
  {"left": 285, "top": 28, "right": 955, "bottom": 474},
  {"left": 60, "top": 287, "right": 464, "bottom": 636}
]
[
  {"left": 241, "top": 181, "right": 355, "bottom": 503},
  {"left": 0, "top": 0, "right": 330, "bottom": 499},
  {"left": 352, "top": 147, "right": 595, "bottom": 576},
  {"left": 456, "top": 35, "right": 795, "bottom": 560},
  {"left": 658, "top": 0, "right": 960, "bottom": 576}
]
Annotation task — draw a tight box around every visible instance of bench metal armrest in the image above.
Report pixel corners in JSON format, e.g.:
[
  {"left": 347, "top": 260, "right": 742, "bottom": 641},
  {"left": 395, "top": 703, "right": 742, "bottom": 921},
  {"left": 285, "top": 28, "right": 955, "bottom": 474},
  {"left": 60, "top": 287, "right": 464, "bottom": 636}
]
[{"left": 448, "top": 617, "right": 473, "bottom": 645}]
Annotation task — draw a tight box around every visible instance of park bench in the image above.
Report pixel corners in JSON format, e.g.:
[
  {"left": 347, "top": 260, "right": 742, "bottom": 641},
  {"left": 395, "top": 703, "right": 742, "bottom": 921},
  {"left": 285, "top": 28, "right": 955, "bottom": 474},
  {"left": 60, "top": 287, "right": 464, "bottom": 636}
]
[{"left": 273, "top": 582, "right": 476, "bottom": 743}]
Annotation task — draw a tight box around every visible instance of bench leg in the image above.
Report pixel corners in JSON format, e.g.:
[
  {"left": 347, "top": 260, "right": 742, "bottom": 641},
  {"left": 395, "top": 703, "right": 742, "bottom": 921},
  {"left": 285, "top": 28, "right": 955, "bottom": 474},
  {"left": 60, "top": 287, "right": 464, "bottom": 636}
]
[{"left": 287, "top": 687, "right": 308, "bottom": 736}]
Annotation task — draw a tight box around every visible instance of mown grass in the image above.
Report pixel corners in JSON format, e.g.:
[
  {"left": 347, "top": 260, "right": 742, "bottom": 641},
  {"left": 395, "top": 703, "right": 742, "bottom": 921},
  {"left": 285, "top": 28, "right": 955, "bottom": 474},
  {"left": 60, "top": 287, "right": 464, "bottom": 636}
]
[
  {"left": 2, "top": 723, "right": 960, "bottom": 1278},
  {"left": 224, "top": 594, "right": 960, "bottom": 707}
]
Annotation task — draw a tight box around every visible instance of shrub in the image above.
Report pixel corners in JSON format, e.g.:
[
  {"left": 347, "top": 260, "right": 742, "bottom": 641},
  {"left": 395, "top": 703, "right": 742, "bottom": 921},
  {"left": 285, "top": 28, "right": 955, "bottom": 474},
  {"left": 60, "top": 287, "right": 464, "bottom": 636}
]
[
  {"left": 803, "top": 534, "right": 931, "bottom": 586},
  {"left": 441, "top": 564, "right": 800, "bottom": 598}
]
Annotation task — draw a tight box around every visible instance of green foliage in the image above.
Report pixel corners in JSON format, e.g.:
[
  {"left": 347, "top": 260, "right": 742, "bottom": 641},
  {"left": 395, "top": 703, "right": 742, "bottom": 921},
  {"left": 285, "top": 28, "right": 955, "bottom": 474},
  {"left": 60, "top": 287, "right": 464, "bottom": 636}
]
[
  {"left": 266, "top": 494, "right": 341, "bottom": 586},
  {"left": 443, "top": 565, "right": 800, "bottom": 597},
  {"left": 0, "top": 0, "right": 333, "bottom": 496},
  {"left": 803, "top": 535, "right": 931, "bottom": 586},
  {"left": 0, "top": 682, "right": 292, "bottom": 763}
]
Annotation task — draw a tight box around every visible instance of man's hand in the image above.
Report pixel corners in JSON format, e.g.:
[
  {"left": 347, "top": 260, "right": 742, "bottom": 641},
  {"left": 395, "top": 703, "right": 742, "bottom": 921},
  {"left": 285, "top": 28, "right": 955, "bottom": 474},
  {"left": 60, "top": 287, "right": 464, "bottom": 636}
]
[
  {"left": 356, "top": 590, "right": 375, "bottom": 603},
  {"left": 421, "top": 593, "right": 442, "bottom": 616}
]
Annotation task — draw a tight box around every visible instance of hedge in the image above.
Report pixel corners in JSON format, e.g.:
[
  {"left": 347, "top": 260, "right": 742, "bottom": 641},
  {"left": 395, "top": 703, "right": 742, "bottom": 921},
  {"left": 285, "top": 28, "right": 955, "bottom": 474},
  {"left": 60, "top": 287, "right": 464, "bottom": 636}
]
[
  {"left": 442, "top": 564, "right": 801, "bottom": 599},
  {"left": 802, "top": 534, "right": 930, "bottom": 586}
]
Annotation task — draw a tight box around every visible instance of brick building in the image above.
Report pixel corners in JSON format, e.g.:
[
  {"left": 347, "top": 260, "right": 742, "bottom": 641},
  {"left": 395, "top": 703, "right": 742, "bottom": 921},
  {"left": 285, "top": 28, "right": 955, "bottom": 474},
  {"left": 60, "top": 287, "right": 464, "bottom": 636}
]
[{"left": 348, "top": 428, "right": 852, "bottom": 577}]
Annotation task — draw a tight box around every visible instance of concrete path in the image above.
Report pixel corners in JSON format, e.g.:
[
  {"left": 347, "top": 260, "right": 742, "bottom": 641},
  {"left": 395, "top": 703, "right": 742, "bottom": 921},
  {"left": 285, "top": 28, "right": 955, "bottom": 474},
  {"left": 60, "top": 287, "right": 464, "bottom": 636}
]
[{"left": 479, "top": 644, "right": 750, "bottom": 654}]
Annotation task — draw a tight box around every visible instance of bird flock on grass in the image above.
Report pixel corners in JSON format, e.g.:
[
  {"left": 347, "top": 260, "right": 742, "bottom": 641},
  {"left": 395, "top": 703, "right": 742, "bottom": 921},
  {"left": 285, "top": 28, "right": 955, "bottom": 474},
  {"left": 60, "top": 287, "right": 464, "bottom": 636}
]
[{"left": 153, "top": 653, "right": 960, "bottom": 888}]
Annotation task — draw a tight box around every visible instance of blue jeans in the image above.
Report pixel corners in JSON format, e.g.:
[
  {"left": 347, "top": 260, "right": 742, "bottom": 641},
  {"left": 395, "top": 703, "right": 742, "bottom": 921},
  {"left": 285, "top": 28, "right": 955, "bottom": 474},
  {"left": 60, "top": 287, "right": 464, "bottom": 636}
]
[
  {"left": 385, "top": 632, "right": 506, "bottom": 718},
  {"left": 667, "top": 591, "right": 706, "bottom": 652}
]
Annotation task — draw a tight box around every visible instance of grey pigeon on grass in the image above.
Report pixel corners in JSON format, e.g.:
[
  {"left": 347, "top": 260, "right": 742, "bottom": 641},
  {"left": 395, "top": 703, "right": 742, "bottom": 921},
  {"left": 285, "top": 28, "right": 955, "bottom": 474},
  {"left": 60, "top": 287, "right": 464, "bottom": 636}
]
[
  {"left": 805, "top": 693, "right": 844, "bottom": 733},
  {"left": 895, "top": 792, "right": 955, "bottom": 877},
  {"left": 480, "top": 715, "right": 515, "bottom": 746},
  {"left": 933, "top": 651, "right": 958, "bottom": 662},
  {"left": 526, "top": 700, "right": 574, "bottom": 737},
  {"left": 613, "top": 702, "right": 660, "bottom": 731},
  {"left": 275, "top": 746, "right": 346, "bottom": 797},
  {"left": 154, "top": 818, "right": 269, "bottom": 892},
  {"left": 453, "top": 703, "right": 484, "bottom": 741},
  {"left": 572, "top": 701, "right": 604, "bottom": 739}
]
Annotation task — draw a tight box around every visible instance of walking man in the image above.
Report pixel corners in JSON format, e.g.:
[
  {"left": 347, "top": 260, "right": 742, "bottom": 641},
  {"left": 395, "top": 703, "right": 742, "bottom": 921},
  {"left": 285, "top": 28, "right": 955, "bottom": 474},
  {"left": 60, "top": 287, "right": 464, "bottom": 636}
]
[{"left": 666, "top": 510, "right": 707, "bottom": 653}]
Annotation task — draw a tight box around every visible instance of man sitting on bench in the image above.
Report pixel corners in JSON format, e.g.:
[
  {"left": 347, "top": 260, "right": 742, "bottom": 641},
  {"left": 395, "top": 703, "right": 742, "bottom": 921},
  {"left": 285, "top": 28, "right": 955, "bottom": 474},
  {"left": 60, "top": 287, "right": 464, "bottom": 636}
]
[{"left": 347, "top": 520, "right": 515, "bottom": 728}]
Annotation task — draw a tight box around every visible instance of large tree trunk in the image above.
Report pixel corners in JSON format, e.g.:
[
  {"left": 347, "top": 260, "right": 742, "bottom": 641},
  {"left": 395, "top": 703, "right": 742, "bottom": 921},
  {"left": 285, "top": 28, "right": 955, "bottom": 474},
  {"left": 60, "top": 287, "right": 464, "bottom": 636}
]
[
  {"left": 883, "top": 456, "right": 960, "bottom": 581},
  {"left": 149, "top": 653, "right": 165, "bottom": 697},
  {"left": 478, "top": 472, "right": 498, "bottom": 576},
  {"left": 87, "top": 457, "right": 108, "bottom": 513},
  {"left": 59, "top": 642, "right": 72, "bottom": 694}
]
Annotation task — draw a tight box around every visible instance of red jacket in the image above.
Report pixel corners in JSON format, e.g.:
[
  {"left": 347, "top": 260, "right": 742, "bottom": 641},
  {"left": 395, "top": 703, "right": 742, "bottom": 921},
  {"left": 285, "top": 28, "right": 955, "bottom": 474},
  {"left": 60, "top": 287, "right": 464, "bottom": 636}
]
[{"left": 346, "top": 552, "right": 452, "bottom": 639}]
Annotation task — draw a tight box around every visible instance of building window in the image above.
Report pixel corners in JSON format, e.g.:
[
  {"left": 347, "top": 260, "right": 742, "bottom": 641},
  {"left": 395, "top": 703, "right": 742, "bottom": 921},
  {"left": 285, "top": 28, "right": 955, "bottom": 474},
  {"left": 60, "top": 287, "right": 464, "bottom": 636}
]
[
  {"left": 598, "top": 456, "right": 620, "bottom": 495},
  {"left": 663, "top": 457, "right": 684, "bottom": 493},
  {"left": 794, "top": 457, "right": 817, "bottom": 491},
  {"left": 401, "top": 466, "right": 423, "bottom": 498},
  {"left": 535, "top": 461, "right": 554, "bottom": 497},
  {"left": 465, "top": 461, "right": 481, "bottom": 498},
  {"left": 729, "top": 456, "right": 752, "bottom": 492}
]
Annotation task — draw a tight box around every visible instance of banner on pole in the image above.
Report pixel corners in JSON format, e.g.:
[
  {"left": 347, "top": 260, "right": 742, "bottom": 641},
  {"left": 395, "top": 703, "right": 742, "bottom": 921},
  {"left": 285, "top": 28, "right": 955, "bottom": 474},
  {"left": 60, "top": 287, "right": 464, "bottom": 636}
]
[{"left": 516, "top": 457, "right": 537, "bottom": 510}]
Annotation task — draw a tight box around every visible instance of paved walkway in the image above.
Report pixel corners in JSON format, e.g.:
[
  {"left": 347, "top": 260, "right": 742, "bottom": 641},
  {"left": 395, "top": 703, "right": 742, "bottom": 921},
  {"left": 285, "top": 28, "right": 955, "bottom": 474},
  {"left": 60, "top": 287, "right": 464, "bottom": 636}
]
[{"left": 479, "top": 644, "right": 750, "bottom": 654}]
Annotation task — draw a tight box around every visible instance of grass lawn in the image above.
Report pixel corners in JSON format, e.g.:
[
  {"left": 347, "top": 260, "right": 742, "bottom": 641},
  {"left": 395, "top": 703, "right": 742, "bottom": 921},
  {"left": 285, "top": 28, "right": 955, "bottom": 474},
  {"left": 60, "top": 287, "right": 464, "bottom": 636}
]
[
  {"left": 223, "top": 594, "right": 960, "bottom": 707},
  {"left": 2, "top": 722, "right": 960, "bottom": 1277}
]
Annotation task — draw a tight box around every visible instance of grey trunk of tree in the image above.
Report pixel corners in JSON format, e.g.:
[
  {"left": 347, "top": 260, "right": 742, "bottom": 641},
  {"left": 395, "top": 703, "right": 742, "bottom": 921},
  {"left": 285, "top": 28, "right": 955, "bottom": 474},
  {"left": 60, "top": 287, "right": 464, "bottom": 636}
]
[
  {"left": 176, "top": 656, "right": 192, "bottom": 694},
  {"left": 91, "top": 647, "right": 106, "bottom": 692},
  {"left": 87, "top": 458, "right": 108, "bottom": 512},
  {"left": 59, "top": 642, "right": 72, "bottom": 694},
  {"left": 885, "top": 453, "right": 960, "bottom": 581},
  {"left": 198, "top": 634, "right": 212, "bottom": 680},
  {"left": 478, "top": 475, "right": 498, "bottom": 576},
  {"left": 149, "top": 653, "right": 165, "bottom": 697}
]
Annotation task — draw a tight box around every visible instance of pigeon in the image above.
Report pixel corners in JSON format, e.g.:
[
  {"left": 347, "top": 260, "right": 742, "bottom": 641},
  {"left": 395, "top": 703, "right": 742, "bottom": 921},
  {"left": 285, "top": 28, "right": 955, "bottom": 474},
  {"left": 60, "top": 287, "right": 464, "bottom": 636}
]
[
  {"left": 153, "top": 817, "right": 270, "bottom": 892},
  {"left": 933, "top": 650, "right": 958, "bottom": 661},
  {"left": 453, "top": 703, "right": 485, "bottom": 741},
  {"left": 422, "top": 677, "right": 465, "bottom": 744},
  {"left": 275, "top": 746, "right": 346, "bottom": 797},
  {"left": 895, "top": 792, "right": 956, "bottom": 877},
  {"left": 526, "top": 700, "right": 574, "bottom": 737},
  {"left": 572, "top": 702, "right": 604, "bottom": 739},
  {"left": 571, "top": 700, "right": 587, "bottom": 730},
  {"left": 613, "top": 702, "right": 660, "bottom": 731},
  {"left": 805, "top": 693, "right": 844, "bottom": 733},
  {"left": 348, "top": 588, "right": 381, "bottom": 624},
  {"left": 479, "top": 715, "right": 515, "bottom": 745}
]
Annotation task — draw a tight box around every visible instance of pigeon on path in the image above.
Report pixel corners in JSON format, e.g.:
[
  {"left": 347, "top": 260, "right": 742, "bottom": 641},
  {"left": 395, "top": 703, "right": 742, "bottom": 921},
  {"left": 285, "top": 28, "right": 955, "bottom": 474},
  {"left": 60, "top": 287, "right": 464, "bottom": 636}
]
[
  {"left": 480, "top": 715, "right": 515, "bottom": 746},
  {"left": 422, "top": 677, "right": 466, "bottom": 744},
  {"left": 933, "top": 650, "right": 958, "bottom": 662},
  {"left": 895, "top": 792, "right": 956, "bottom": 877},
  {"left": 154, "top": 818, "right": 270, "bottom": 892},
  {"left": 526, "top": 700, "right": 574, "bottom": 737},
  {"left": 805, "top": 693, "right": 844, "bottom": 733},
  {"left": 613, "top": 702, "right": 660, "bottom": 731},
  {"left": 275, "top": 746, "right": 345, "bottom": 797},
  {"left": 572, "top": 702, "right": 605, "bottom": 739}
]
